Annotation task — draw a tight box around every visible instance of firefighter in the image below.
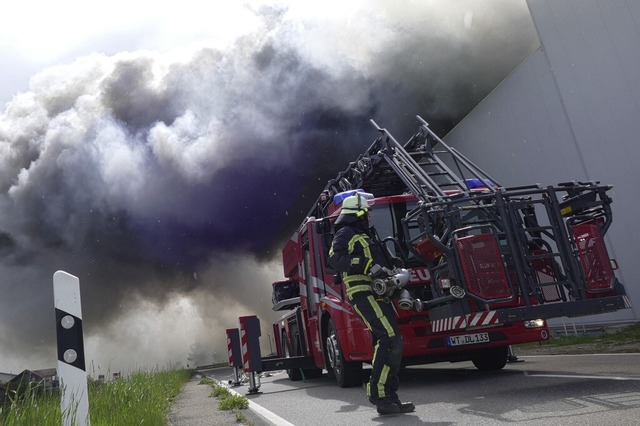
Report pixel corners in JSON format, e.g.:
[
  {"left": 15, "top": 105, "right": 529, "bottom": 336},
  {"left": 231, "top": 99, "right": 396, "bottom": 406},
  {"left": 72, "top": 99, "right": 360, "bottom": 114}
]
[{"left": 328, "top": 191, "right": 415, "bottom": 415}]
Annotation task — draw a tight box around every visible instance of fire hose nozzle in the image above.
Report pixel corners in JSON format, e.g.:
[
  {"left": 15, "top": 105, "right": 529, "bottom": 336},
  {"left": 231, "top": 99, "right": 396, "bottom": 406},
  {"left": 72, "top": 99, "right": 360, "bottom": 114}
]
[
  {"left": 392, "top": 268, "right": 410, "bottom": 288},
  {"left": 370, "top": 268, "right": 411, "bottom": 297},
  {"left": 397, "top": 289, "right": 413, "bottom": 310},
  {"left": 371, "top": 278, "right": 388, "bottom": 296}
]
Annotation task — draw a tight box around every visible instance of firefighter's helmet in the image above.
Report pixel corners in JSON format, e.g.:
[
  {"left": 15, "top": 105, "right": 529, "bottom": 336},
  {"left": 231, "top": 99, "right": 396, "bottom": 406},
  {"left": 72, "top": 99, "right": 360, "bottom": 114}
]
[{"left": 337, "top": 190, "right": 375, "bottom": 218}]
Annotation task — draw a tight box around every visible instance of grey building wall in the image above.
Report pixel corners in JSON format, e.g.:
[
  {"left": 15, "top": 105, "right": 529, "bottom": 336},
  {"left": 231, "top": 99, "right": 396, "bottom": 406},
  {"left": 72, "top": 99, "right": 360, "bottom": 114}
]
[{"left": 445, "top": 0, "right": 640, "bottom": 323}]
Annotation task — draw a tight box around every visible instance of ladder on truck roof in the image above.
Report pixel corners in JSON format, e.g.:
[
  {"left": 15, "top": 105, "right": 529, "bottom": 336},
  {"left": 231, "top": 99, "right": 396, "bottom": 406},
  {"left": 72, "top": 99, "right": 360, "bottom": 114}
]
[
  {"left": 312, "top": 115, "right": 501, "bottom": 212},
  {"left": 312, "top": 115, "right": 630, "bottom": 324},
  {"left": 370, "top": 115, "right": 502, "bottom": 200}
]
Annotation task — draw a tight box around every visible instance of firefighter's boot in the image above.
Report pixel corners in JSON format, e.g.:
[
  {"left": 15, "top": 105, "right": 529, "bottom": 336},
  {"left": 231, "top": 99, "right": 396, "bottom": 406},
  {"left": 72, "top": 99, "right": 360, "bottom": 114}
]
[
  {"left": 375, "top": 399, "right": 400, "bottom": 415},
  {"left": 393, "top": 399, "right": 415, "bottom": 413}
]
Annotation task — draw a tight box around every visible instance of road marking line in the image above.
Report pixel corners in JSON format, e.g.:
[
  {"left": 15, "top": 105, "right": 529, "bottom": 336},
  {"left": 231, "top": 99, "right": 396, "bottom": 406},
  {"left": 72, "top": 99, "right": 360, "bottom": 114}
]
[
  {"left": 521, "top": 353, "right": 640, "bottom": 357},
  {"left": 523, "top": 372, "right": 640, "bottom": 381}
]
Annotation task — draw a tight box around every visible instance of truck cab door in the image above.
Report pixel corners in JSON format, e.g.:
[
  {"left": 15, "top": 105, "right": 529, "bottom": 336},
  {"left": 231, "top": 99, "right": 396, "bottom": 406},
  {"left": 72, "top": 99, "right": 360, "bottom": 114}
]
[{"left": 299, "top": 225, "right": 325, "bottom": 365}]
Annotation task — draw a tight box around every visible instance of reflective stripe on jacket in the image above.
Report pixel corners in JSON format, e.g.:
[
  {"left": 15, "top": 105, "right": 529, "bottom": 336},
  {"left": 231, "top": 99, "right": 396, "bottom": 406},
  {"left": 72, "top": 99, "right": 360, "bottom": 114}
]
[{"left": 328, "top": 224, "right": 386, "bottom": 298}]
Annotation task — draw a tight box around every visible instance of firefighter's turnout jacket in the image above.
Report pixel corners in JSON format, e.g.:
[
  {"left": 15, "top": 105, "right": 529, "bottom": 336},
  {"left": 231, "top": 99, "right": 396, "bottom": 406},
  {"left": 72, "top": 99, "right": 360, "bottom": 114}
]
[{"left": 328, "top": 214, "right": 388, "bottom": 299}]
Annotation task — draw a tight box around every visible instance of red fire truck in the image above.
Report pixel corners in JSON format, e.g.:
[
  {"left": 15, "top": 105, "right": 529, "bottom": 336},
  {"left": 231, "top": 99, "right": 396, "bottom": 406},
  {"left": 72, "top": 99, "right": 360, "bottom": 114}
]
[{"left": 268, "top": 116, "right": 631, "bottom": 387}]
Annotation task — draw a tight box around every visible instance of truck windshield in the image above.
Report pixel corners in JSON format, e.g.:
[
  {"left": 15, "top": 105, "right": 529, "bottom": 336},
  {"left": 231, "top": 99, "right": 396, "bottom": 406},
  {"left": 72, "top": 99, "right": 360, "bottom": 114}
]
[{"left": 369, "top": 200, "right": 422, "bottom": 266}]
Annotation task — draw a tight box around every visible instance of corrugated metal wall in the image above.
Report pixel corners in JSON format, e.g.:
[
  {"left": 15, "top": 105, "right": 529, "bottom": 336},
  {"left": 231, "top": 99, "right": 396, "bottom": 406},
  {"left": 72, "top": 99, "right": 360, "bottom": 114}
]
[{"left": 445, "top": 0, "right": 640, "bottom": 323}]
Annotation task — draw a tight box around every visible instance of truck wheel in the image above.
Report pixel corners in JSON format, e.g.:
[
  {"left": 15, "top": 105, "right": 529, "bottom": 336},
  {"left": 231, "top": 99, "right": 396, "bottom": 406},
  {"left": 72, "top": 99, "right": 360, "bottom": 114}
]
[
  {"left": 282, "top": 332, "right": 302, "bottom": 381},
  {"left": 326, "top": 319, "right": 363, "bottom": 387},
  {"left": 472, "top": 346, "right": 509, "bottom": 371}
]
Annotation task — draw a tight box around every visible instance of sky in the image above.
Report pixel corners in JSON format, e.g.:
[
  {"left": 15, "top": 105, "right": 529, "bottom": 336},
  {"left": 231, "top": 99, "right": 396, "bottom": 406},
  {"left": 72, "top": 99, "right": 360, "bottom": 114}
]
[{"left": 0, "top": 0, "right": 539, "bottom": 374}]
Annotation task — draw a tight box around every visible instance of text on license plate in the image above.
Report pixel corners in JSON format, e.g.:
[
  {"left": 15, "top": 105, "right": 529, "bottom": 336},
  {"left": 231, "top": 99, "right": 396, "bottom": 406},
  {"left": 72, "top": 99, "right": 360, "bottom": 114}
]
[{"left": 447, "top": 332, "right": 490, "bottom": 347}]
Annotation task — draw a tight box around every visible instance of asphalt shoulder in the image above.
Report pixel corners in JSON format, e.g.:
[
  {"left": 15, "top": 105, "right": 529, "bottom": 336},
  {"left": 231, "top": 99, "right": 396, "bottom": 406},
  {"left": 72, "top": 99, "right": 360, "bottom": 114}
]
[
  {"left": 168, "top": 377, "right": 238, "bottom": 425},
  {"left": 168, "top": 375, "right": 273, "bottom": 426}
]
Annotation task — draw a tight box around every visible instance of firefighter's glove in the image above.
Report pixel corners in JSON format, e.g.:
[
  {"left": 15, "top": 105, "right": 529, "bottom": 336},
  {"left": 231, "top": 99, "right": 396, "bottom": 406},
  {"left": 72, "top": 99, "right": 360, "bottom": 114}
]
[{"left": 333, "top": 274, "right": 342, "bottom": 285}]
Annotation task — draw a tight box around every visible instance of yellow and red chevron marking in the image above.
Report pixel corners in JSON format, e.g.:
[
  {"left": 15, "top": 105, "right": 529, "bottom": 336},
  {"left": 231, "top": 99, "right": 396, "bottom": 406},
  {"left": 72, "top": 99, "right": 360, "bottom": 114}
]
[{"left": 431, "top": 310, "right": 499, "bottom": 333}]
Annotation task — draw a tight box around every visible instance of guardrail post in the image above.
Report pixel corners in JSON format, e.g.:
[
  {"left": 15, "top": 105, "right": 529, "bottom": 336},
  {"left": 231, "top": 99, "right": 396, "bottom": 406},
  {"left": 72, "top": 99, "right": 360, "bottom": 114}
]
[
  {"left": 226, "top": 328, "right": 242, "bottom": 386},
  {"left": 239, "top": 315, "right": 262, "bottom": 394},
  {"left": 53, "top": 271, "right": 90, "bottom": 426}
]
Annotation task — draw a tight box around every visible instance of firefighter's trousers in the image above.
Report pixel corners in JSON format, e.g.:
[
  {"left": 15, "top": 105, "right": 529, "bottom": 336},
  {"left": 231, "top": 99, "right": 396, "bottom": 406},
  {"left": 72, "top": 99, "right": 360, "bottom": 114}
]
[{"left": 350, "top": 291, "right": 402, "bottom": 402}]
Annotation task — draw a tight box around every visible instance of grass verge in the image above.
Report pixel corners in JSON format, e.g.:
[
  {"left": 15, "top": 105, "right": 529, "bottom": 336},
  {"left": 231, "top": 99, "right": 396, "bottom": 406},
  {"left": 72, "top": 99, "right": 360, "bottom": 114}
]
[
  {"left": 518, "top": 322, "right": 640, "bottom": 354},
  {"left": 0, "top": 368, "right": 192, "bottom": 426}
]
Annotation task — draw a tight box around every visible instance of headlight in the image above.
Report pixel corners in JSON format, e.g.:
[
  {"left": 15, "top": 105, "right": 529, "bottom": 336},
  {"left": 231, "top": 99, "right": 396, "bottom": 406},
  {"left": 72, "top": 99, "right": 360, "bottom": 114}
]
[{"left": 524, "top": 319, "right": 545, "bottom": 328}]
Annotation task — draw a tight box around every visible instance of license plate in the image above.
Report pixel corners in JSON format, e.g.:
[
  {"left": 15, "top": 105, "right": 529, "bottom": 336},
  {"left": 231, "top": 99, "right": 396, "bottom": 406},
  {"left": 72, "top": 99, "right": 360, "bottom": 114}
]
[{"left": 447, "top": 332, "right": 490, "bottom": 347}]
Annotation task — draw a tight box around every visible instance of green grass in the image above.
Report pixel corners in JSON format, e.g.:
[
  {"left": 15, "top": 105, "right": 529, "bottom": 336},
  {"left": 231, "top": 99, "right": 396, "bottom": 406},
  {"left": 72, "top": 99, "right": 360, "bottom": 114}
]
[
  {"left": 0, "top": 386, "right": 61, "bottom": 426},
  {"left": 520, "top": 322, "right": 640, "bottom": 352},
  {"left": 218, "top": 395, "right": 249, "bottom": 411},
  {"left": 1, "top": 368, "right": 252, "bottom": 425},
  {"left": 211, "top": 385, "right": 231, "bottom": 399},
  {"left": 0, "top": 368, "right": 192, "bottom": 426},
  {"left": 200, "top": 376, "right": 251, "bottom": 424},
  {"left": 198, "top": 376, "right": 215, "bottom": 386},
  {"left": 89, "top": 369, "right": 191, "bottom": 425}
]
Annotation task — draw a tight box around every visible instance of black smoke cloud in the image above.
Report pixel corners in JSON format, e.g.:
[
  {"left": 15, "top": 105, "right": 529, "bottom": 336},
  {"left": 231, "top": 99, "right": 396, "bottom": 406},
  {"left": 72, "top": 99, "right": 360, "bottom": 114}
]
[{"left": 0, "top": 1, "right": 538, "bottom": 370}]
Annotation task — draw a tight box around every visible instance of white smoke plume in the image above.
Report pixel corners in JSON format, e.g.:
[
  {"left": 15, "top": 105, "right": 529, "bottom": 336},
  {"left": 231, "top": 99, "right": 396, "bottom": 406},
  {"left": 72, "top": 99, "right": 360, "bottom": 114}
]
[{"left": 0, "top": 1, "right": 538, "bottom": 373}]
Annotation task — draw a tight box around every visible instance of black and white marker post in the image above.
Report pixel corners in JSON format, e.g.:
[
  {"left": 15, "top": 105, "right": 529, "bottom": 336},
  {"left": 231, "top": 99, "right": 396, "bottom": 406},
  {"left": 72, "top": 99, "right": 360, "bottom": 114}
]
[{"left": 53, "top": 270, "right": 90, "bottom": 426}]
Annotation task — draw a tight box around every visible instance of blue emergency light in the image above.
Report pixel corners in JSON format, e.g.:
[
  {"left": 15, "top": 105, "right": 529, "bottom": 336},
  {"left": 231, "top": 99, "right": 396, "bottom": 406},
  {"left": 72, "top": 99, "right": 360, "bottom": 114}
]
[
  {"left": 465, "top": 178, "right": 495, "bottom": 189},
  {"left": 333, "top": 189, "right": 365, "bottom": 206}
]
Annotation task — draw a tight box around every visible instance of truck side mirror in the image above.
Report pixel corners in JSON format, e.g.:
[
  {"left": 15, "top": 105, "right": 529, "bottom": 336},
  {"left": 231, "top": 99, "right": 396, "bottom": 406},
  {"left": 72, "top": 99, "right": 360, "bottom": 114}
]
[{"left": 315, "top": 218, "right": 332, "bottom": 235}]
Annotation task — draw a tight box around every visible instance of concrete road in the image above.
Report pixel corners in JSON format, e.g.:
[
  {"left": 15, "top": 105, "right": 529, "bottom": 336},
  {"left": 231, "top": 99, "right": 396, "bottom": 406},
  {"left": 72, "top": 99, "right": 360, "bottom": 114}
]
[{"left": 204, "top": 353, "right": 640, "bottom": 425}]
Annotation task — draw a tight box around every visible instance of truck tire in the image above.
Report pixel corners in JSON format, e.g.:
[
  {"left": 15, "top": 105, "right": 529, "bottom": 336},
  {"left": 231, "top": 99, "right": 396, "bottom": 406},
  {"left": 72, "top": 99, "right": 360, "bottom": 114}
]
[
  {"left": 325, "top": 319, "right": 363, "bottom": 387},
  {"left": 472, "top": 346, "right": 509, "bottom": 371},
  {"left": 282, "top": 332, "right": 302, "bottom": 381}
]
